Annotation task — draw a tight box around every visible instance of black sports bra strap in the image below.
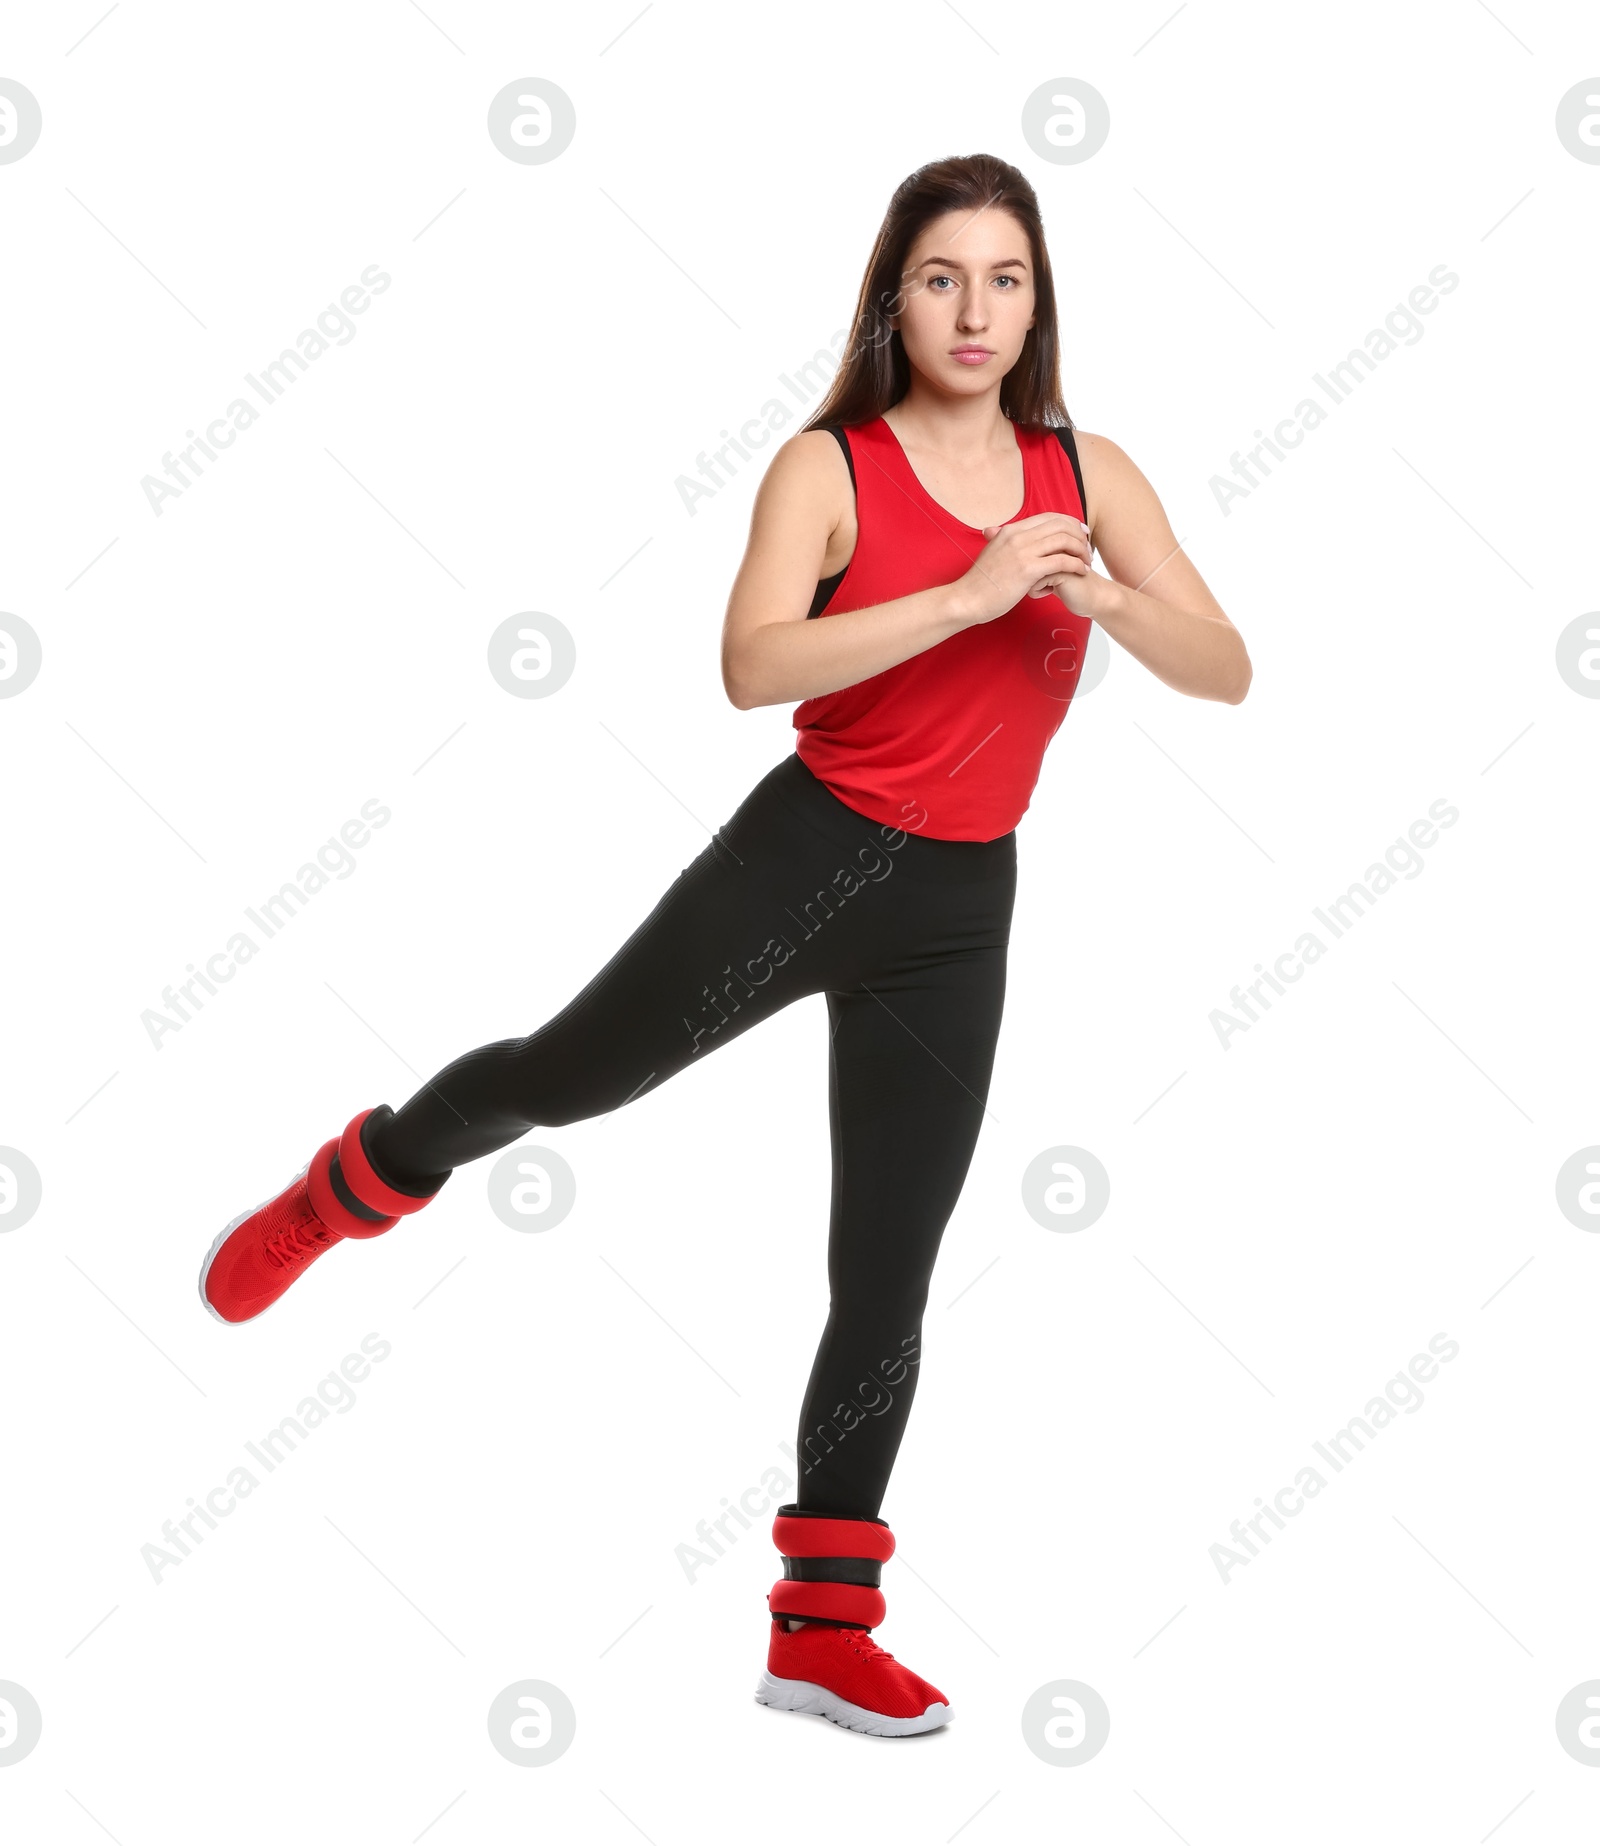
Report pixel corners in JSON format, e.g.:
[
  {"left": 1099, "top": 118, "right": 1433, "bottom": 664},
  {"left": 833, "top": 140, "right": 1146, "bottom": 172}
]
[
  {"left": 805, "top": 425, "right": 856, "bottom": 620},
  {"left": 823, "top": 422, "right": 857, "bottom": 494},
  {"left": 1052, "top": 424, "right": 1089, "bottom": 533}
]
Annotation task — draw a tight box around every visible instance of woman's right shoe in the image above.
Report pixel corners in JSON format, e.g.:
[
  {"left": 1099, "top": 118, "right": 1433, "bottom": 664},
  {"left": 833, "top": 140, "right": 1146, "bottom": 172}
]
[{"left": 199, "top": 1106, "right": 438, "bottom": 1324}]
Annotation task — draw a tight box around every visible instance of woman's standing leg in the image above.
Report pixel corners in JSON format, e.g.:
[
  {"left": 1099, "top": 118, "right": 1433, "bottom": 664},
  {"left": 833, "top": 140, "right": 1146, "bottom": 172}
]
[
  {"left": 757, "top": 847, "right": 1015, "bottom": 1735},
  {"left": 793, "top": 936, "right": 1011, "bottom": 1517}
]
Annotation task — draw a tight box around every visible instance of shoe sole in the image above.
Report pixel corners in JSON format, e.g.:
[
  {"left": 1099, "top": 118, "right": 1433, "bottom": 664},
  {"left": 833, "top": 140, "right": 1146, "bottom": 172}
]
[
  {"left": 197, "top": 1162, "right": 311, "bottom": 1326},
  {"left": 754, "top": 1668, "right": 952, "bottom": 1737}
]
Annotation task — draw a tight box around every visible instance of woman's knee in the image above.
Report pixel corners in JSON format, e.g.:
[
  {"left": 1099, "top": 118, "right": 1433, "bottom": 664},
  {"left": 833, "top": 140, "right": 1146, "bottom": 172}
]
[
  {"left": 498, "top": 1029, "right": 665, "bottom": 1129},
  {"left": 823, "top": 1290, "right": 930, "bottom": 1372}
]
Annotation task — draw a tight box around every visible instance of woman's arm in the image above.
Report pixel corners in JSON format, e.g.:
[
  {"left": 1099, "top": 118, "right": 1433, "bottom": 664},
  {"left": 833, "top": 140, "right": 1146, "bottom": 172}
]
[
  {"left": 721, "top": 431, "right": 1089, "bottom": 709},
  {"left": 1051, "top": 432, "right": 1252, "bottom": 704},
  {"left": 720, "top": 431, "right": 969, "bottom": 709}
]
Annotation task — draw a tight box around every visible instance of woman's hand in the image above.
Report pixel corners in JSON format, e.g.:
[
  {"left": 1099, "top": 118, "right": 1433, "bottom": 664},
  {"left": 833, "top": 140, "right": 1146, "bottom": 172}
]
[
  {"left": 1032, "top": 556, "right": 1124, "bottom": 624},
  {"left": 1021, "top": 517, "right": 1122, "bottom": 624},
  {"left": 953, "top": 513, "right": 1093, "bottom": 625}
]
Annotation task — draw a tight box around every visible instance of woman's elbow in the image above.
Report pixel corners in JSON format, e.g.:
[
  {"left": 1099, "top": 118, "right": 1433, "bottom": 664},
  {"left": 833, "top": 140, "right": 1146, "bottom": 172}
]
[
  {"left": 724, "top": 628, "right": 789, "bottom": 709},
  {"left": 722, "top": 652, "right": 763, "bottom": 711}
]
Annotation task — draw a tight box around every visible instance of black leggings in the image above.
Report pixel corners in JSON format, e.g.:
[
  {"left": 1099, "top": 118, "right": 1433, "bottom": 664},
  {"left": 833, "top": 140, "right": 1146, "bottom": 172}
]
[{"left": 363, "top": 751, "right": 1017, "bottom": 1519}]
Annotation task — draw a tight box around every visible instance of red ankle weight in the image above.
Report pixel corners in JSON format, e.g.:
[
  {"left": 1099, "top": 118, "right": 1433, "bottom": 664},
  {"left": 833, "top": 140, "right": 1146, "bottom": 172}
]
[
  {"left": 306, "top": 1137, "right": 398, "bottom": 1239},
  {"left": 337, "top": 1107, "right": 440, "bottom": 1221},
  {"left": 768, "top": 1580, "right": 887, "bottom": 1627},
  {"left": 767, "top": 1506, "right": 895, "bottom": 1631},
  {"left": 772, "top": 1512, "right": 895, "bottom": 1562}
]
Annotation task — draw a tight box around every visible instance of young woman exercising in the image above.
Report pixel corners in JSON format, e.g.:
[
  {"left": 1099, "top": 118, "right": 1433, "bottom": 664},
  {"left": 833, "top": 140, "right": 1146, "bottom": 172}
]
[{"left": 199, "top": 152, "right": 1250, "bottom": 1737}]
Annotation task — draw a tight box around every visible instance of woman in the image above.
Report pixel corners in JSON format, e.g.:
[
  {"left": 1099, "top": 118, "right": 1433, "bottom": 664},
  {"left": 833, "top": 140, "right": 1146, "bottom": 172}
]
[{"left": 199, "top": 152, "right": 1249, "bottom": 1737}]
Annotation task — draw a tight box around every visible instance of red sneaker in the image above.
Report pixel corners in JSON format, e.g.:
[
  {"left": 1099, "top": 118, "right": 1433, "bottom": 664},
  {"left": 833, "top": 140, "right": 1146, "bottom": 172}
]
[
  {"left": 199, "top": 1157, "right": 358, "bottom": 1325},
  {"left": 200, "top": 1107, "right": 435, "bottom": 1324},
  {"left": 755, "top": 1619, "right": 952, "bottom": 1736}
]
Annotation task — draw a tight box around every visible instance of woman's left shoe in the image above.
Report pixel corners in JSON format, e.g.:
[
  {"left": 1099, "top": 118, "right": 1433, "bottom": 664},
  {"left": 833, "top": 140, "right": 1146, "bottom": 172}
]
[{"left": 753, "top": 1505, "right": 952, "bottom": 1736}]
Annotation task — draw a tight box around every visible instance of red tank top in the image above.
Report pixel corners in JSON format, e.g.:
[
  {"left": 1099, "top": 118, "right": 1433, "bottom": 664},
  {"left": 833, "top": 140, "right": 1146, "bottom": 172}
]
[{"left": 792, "top": 415, "right": 1091, "bottom": 842}]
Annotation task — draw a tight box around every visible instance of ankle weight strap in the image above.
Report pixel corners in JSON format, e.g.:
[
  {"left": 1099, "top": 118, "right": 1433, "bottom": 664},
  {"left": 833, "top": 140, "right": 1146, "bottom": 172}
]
[
  {"left": 780, "top": 1555, "right": 883, "bottom": 1586},
  {"left": 307, "top": 1138, "right": 398, "bottom": 1239},
  {"left": 338, "top": 1107, "right": 439, "bottom": 1218},
  {"left": 767, "top": 1505, "right": 895, "bottom": 1630}
]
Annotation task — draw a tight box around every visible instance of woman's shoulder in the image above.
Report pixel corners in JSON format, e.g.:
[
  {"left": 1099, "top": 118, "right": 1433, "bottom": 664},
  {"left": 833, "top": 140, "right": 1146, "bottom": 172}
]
[
  {"left": 771, "top": 423, "right": 832, "bottom": 459},
  {"left": 770, "top": 422, "right": 866, "bottom": 491},
  {"left": 1064, "top": 428, "right": 1137, "bottom": 476},
  {"left": 1030, "top": 422, "right": 1123, "bottom": 456}
]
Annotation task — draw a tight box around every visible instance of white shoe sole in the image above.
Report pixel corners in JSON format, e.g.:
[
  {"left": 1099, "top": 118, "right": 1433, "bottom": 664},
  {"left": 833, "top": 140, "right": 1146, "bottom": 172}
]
[
  {"left": 197, "top": 1161, "right": 311, "bottom": 1326},
  {"left": 754, "top": 1668, "right": 952, "bottom": 1736}
]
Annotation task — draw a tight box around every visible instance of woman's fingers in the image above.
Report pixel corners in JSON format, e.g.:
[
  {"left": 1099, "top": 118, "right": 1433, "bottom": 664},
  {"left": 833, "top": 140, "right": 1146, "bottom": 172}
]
[
  {"left": 1029, "top": 560, "right": 1089, "bottom": 595},
  {"left": 994, "top": 512, "right": 1091, "bottom": 549},
  {"left": 1014, "top": 511, "right": 1092, "bottom": 543},
  {"left": 1032, "top": 535, "right": 1091, "bottom": 570}
]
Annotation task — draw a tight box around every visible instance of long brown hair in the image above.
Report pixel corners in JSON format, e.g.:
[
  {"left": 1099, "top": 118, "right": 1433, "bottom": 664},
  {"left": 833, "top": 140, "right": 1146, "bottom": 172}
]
[{"left": 802, "top": 153, "right": 1071, "bottom": 435}]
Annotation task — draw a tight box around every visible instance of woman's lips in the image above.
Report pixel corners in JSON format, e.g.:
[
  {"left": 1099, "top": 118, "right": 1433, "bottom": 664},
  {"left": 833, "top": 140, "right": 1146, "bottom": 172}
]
[{"left": 950, "top": 348, "right": 993, "bottom": 365}]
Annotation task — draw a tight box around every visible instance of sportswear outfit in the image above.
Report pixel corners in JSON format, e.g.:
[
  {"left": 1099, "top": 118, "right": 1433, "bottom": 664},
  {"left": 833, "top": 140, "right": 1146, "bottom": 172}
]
[{"left": 202, "top": 413, "right": 1091, "bottom": 1735}]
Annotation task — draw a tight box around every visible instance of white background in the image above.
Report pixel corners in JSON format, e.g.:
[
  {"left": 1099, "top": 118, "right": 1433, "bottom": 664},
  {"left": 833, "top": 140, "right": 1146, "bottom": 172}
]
[{"left": 2, "top": 0, "right": 1597, "bottom": 1837}]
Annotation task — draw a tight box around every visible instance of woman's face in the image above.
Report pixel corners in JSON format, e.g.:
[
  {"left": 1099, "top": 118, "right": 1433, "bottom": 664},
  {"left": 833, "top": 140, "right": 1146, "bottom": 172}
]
[{"left": 888, "top": 207, "right": 1037, "bottom": 395}]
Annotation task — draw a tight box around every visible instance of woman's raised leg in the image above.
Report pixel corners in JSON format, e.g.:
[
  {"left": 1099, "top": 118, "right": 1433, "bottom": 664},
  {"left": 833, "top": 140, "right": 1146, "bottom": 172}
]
[{"left": 200, "top": 757, "right": 866, "bottom": 1322}]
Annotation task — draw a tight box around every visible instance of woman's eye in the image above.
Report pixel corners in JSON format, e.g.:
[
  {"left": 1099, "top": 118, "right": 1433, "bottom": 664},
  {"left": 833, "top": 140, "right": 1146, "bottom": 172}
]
[{"left": 927, "top": 273, "right": 1020, "bottom": 290}]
